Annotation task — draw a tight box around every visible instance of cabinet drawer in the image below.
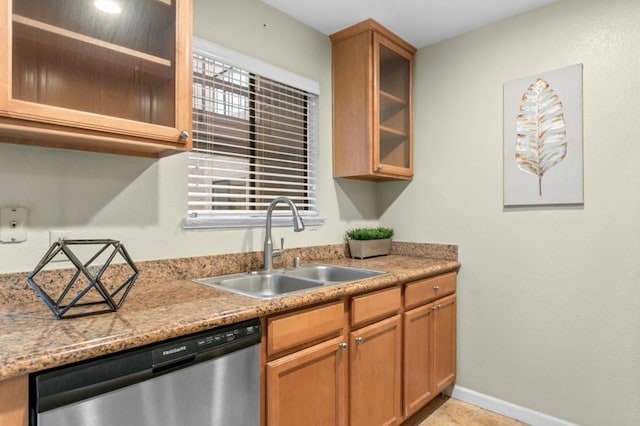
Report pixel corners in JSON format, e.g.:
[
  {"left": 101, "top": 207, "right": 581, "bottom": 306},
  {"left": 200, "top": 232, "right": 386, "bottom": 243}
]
[
  {"left": 267, "top": 300, "right": 345, "bottom": 356},
  {"left": 404, "top": 272, "right": 456, "bottom": 309},
  {"left": 351, "top": 286, "right": 401, "bottom": 328}
]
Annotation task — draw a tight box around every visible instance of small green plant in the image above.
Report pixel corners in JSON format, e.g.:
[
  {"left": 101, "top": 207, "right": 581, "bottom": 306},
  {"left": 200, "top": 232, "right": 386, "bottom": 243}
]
[{"left": 345, "top": 227, "right": 394, "bottom": 241}]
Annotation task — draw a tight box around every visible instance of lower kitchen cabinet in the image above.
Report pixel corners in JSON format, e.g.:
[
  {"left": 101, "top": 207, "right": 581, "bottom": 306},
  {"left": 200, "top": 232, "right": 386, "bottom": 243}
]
[
  {"left": 350, "top": 314, "right": 402, "bottom": 426},
  {"left": 265, "top": 300, "right": 348, "bottom": 426},
  {"left": 263, "top": 271, "right": 457, "bottom": 426},
  {"left": 432, "top": 294, "right": 457, "bottom": 393},
  {"left": 266, "top": 336, "right": 348, "bottom": 426},
  {"left": 403, "top": 303, "right": 435, "bottom": 417},
  {"left": 0, "top": 375, "right": 28, "bottom": 426},
  {"left": 403, "top": 275, "right": 457, "bottom": 419}
]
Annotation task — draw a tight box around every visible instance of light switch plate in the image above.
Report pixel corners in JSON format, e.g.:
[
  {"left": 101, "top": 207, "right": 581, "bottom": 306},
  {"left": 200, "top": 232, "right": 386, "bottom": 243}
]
[{"left": 0, "top": 207, "right": 28, "bottom": 243}]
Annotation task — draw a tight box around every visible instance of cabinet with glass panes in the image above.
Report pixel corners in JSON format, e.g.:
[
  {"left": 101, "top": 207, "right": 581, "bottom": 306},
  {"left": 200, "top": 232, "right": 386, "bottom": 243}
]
[
  {"left": 331, "top": 19, "right": 415, "bottom": 180},
  {"left": 0, "top": 0, "right": 192, "bottom": 157}
]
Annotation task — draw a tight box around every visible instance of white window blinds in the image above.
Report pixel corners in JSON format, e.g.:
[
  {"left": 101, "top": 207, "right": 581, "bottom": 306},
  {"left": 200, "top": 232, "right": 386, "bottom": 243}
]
[{"left": 186, "top": 40, "right": 321, "bottom": 229}]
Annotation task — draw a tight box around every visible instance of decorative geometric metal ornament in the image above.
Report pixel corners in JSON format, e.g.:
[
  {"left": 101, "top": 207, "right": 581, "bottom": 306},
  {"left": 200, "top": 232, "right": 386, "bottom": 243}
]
[{"left": 28, "top": 239, "right": 139, "bottom": 319}]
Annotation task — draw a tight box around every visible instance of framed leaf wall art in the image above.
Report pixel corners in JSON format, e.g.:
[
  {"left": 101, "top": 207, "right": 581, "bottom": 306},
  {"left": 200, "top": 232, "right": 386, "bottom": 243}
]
[{"left": 503, "top": 64, "right": 583, "bottom": 206}]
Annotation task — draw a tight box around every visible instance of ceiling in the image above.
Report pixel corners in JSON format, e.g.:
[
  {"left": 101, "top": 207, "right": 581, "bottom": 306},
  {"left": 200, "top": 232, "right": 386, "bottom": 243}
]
[{"left": 261, "top": 0, "right": 560, "bottom": 48}]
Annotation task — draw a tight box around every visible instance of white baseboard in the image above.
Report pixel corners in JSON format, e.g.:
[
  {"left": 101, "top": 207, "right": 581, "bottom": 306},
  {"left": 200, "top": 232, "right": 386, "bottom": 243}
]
[{"left": 446, "top": 385, "right": 579, "bottom": 426}]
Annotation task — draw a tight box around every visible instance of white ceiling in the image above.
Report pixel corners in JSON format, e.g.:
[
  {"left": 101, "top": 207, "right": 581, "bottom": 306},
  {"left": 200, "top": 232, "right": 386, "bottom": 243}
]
[{"left": 261, "top": 0, "right": 560, "bottom": 48}]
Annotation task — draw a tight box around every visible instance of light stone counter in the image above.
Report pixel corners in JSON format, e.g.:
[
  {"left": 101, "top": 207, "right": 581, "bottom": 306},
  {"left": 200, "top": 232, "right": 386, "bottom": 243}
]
[{"left": 0, "top": 243, "right": 459, "bottom": 380}]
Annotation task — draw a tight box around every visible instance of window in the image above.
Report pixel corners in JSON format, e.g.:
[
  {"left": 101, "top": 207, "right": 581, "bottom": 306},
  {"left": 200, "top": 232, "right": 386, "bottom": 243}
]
[{"left": 184, "top": 39, "right": 323, "bottom": 229}]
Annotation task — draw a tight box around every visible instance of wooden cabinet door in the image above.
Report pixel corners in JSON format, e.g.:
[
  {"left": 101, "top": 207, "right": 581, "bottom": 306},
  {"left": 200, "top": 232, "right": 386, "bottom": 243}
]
[
  {"left": 0, "top": 375, "right": 28, "bottom": 426},
  {"left": 266, "top": 337, "right": 347, "bottom": 426},
  {"left": 350, "top": 315, "right": 402, "bottom": 426},
  {"left": 403, "top": 303, "right": 435, "bottom": 418},
  {"left": 432, "top": 294, "right": 457, "bottom": 393}
]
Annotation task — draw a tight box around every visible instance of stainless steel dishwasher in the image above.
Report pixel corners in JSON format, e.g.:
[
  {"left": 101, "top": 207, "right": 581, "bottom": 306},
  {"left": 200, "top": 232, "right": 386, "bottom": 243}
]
[{"left": 30, "top": 318, "right": 261, "bottom": 426}]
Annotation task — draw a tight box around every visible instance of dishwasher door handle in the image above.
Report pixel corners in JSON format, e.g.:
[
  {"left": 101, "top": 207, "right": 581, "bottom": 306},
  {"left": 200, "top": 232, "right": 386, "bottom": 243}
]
[{"left": 152, "top": 355, "right": 197, "bottom": 374}]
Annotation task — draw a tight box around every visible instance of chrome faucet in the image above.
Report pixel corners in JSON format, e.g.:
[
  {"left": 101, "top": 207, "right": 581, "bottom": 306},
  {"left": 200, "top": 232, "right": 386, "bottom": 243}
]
[{"left": 263, "top": 197, "right": 305, "bottom": 271}]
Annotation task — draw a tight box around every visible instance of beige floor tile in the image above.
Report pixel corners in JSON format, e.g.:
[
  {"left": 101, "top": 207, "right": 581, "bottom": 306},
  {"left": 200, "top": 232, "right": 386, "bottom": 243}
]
[
  {"left": 403, "top": 395, "right": 449, "bottom": 426},
  {"left": 436, "top": 399, "right": 480, "bottom": 424},
  {"left": 419, "top": 412, "right": 465, "bottom": 426},
  {"left": 401, "top": 396, "right": 528, "bottom": 426},
  {"left": 467, "top": 410, "right": 526, "bottom": 426}
]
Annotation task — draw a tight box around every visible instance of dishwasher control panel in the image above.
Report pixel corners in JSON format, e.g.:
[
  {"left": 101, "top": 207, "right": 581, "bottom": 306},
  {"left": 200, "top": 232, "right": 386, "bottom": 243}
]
[
  {"left": 151, "top": 319, "right": 261, "bottom": 368},
  {"left": 196, "top": 322, "right": 260, "bottom": 349}
]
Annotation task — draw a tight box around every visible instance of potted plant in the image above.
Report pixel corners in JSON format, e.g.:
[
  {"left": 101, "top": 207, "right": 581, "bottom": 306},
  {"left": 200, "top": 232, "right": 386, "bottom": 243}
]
[{"left": 345, "top": 227, "right": 394, "bottom": 259}]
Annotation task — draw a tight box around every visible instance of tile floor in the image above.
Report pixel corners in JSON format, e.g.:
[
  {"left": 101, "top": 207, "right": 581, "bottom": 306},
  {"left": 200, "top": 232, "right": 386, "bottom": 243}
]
[{"left": 402, "top": 395, "right": 528, "bottom": 426}]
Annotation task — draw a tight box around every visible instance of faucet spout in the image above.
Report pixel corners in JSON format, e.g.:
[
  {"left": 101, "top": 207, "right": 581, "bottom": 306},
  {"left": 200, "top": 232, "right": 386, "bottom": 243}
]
[{"left": 264, "top": 197, "right": 305, "bottom": 271}]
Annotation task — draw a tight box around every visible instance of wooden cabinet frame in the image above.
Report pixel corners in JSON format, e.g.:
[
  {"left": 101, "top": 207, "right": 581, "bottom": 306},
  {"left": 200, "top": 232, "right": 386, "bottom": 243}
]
[
  {"left": 0, "top": 0, "right": 192, "bottom": 157},
  {"left": 331, "top": 19, "right": 415, "bottom": 180}
]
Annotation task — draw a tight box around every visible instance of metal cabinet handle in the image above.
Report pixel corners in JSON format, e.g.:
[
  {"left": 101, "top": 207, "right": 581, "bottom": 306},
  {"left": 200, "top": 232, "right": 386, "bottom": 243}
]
[
  {"left": 433, "top": 285, "right": 440, "bottom": 291},
  {"left": 376, "top": 164, "right": 383, "bottom": 171},
  {"left": 179, "top": 130, "right": 190, "bottom": 139},
  {"left": 355, "top": 336, "right": 364, "bottom": 345},
  {"left": 339, "top": 342, "right": 348, "bottom": 350}
]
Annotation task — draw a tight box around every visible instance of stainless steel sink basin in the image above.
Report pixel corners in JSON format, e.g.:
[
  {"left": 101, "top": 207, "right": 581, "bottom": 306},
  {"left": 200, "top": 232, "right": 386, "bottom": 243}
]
[
  {"left": 193, "top": 264, "right": 386, "bottom": 299},
  {"left": 283, "top": 264, "right": 386, "bottom": 282},
  {"left": 194, "top": 272, "right": 324, "bottom": 299}
]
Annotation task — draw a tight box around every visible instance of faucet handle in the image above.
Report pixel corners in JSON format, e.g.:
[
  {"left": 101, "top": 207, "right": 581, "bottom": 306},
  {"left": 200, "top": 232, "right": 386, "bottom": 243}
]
[{"left": 273, "top": 237, "right": 285, "bottom": 258}]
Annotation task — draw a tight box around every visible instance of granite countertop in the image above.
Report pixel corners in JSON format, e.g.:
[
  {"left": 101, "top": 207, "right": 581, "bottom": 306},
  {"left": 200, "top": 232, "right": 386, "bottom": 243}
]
[{"left": 0, "top": 254, "right": 459, "bottom": 381}]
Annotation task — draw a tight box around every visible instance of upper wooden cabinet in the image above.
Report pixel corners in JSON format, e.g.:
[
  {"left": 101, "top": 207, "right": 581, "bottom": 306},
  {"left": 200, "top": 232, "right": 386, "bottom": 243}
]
[
  {"left": 330, "top": 19, "right": 415, "bottom": 180},
  {"left": 0, "top": 0, "right": 192, "bottom": 157}
]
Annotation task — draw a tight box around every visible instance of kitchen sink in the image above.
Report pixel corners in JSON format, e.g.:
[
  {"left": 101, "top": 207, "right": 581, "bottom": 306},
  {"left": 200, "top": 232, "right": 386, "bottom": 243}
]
[
  {"left": 282, "top": 264, "right": 386, "bottom": 282},
  {"left": 193, "top": 264, "right": 386, "bottom": 299},
  {"left": 194, "top": 272, "right": 324, "bottom": 299}
]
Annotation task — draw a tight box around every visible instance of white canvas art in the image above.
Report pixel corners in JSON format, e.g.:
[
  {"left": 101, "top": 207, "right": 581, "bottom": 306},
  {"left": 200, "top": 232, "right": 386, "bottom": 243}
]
[{"left": 503, "top": 64, "right": 583, "bottom": 206}]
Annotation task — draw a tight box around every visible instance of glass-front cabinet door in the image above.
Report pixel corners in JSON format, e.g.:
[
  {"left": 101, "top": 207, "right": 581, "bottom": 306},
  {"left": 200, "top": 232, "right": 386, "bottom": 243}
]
[
  {"left": 373, "top": 34, "right": 413, "bottom": 178},
  {"left": 0, "top": 0, "right": 191, "bottom": 156}
]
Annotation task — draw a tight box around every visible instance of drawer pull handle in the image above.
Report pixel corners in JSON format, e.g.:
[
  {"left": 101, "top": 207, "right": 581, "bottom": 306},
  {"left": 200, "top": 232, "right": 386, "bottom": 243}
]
[
  {"left": 433, "top": 285, "right": 440, "bottom": 290},
  {"left": 339, "top": 342, "right": 348, "bottom": 350},
  {"left": 355, "top": 336, "right": 364, "bottom": 345}
]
